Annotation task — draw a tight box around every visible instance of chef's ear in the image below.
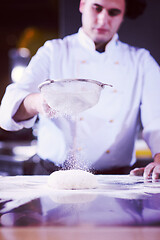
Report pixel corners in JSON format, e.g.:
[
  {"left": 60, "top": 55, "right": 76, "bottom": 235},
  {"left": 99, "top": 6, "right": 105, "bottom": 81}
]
[{"left": 79, "top": 0, "right": 86, "bottom": 13}]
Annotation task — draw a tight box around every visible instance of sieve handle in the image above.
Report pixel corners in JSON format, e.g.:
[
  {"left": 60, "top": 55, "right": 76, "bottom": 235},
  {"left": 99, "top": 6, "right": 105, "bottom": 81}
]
[{"left": 101, "top": 83, "right": 113, "bottom": 88}]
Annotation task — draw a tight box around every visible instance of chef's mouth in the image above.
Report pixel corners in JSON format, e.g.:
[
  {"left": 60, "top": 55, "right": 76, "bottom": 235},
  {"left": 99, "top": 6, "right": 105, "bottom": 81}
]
[{"left": 94, "top": 28, "right": 109, "bottom": 34}]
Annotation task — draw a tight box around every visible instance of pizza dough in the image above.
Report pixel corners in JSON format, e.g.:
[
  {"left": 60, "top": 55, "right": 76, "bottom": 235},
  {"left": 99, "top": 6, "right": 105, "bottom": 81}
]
[{"left": 47, "top": 169, "right": 98, "bottom": 190}]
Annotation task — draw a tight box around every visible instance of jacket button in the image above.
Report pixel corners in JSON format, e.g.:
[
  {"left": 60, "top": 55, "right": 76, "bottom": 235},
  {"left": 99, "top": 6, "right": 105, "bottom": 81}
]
[
  {"left": 77, "top": 147, "right": 82, "bottom": 151},
  {"left": 106, "top": 150, "right": 110, "bottom": 154},
  {"left": 79, "top": 117, "right": 84, "bottom": 121},
  {"left": 109, "top": 119, "right": 114, "bottom": 123},
  {"left": 113, "top": 89, "right": 118, "bottom": 93}
]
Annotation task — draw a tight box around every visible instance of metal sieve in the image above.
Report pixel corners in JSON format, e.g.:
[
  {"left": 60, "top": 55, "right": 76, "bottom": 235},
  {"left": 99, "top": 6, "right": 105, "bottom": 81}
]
[{"left": 38, "top": 79, "right": 113, "bottom": 116}]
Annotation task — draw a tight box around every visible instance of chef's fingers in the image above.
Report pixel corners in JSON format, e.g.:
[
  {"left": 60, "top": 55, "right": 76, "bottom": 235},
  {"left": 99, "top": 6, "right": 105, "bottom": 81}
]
[
  {"left": 152, "top": 165, "right": 160, "bottom": 180},
  {"left": 42, "top": 99, "right": 57, "bottom": 118},
  {"left": 143, "top": 162, "right": 157, "bottom": 179},
  {"left": 130, "top": 167, "right": 145, "bottom": 176},
  {"left": 130, "top": 163, "right": 160, "bottom": 181}
]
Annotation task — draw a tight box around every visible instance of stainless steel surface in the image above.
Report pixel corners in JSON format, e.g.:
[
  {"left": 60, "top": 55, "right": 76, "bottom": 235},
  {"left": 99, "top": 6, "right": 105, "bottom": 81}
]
[{"left": 0, "top": 175, "right": 160, "bottom": 227}]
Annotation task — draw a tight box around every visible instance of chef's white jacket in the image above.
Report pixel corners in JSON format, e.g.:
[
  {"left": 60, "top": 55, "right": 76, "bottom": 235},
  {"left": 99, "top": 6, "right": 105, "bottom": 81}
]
[{"left": 0, "top": 28, "right": 160, "bottom": 170}]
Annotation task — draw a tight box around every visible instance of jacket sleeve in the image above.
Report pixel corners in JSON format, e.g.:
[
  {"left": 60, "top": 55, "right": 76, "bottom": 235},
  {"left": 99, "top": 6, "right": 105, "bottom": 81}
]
[
  {"left": 0, "top": 40, "right": 54, "bottom": 131},
  {"left": 140, "top": 51, "right": 160, "bottom": 157}
]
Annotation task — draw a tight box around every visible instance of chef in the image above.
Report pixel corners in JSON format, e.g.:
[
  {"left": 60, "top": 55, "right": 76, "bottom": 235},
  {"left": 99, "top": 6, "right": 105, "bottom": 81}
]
[{"left": 0, "top": 0, "right": 160, "bottom": 179}]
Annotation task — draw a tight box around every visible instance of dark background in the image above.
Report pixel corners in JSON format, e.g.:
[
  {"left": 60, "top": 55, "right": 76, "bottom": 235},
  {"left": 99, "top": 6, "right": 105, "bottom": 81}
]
[{"left": 0, "top": 0, "right": 59, "bottom": 102}]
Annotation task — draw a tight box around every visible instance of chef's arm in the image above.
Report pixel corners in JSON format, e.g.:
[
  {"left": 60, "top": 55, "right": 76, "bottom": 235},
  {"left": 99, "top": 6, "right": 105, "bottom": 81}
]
[
  {"left": 130, "top": 153, "right": 160, "bottom": 180},
  {"left": 13, "top": 93, "right": 55, "bottom": 122}
]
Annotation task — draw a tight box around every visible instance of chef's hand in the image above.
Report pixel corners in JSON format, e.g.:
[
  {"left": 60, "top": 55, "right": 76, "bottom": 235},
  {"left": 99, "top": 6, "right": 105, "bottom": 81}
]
[
  {"left": 41, "top": 96, "right": 57, "bottom": 118},
  {"left": 13, "top": 93, "right": 56, "bottom": 122},
  {"left": 130, "top": 153, "right": 160, "bottom": 181}
]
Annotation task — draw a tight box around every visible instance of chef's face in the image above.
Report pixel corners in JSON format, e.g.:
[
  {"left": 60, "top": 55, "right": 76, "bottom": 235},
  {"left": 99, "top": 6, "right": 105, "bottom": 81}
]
[{"left": 79, "top": 0, "right": 125, "bottom": 46}]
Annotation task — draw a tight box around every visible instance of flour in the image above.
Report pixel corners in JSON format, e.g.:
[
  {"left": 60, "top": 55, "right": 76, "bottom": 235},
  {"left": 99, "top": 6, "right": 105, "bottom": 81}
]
[
  {"left": 47, "top": 169, "right": 98, "bottom": 190},
  {"left": 39, "top": 79, "right": 103, "bottom": 171}
]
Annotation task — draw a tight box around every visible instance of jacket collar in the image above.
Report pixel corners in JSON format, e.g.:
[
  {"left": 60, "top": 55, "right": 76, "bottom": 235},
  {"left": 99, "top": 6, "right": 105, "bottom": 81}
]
[{"left": 78, "top": 27, "right": 119, "bottom": 54}]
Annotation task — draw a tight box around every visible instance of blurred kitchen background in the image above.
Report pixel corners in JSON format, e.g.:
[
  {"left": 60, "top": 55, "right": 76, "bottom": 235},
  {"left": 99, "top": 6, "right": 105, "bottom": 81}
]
[{"left": 0, "top": 0, "right": 160, "bottom": 175}]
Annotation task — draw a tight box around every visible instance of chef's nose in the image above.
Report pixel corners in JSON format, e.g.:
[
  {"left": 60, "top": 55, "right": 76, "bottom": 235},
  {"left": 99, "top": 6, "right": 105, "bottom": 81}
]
[{"left": 98, "top": 9, "right": 110, "bottom": 26}]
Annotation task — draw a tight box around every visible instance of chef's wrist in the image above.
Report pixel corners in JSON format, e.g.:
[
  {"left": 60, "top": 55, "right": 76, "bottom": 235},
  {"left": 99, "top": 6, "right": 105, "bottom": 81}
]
[{"left": 154, "top": 153, "right": 160, "bottom": 164}]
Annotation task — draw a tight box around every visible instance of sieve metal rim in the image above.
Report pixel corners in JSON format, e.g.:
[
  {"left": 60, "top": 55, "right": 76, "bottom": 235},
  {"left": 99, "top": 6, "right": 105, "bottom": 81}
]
[{"left": 38, "top": 79, "right": 113, "bottom": 90}]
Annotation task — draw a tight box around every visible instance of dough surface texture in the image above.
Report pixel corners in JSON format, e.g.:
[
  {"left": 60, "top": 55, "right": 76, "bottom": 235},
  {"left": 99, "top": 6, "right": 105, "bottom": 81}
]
[{"left": 48, "top": 169, "right": 98, "bottom": 190}]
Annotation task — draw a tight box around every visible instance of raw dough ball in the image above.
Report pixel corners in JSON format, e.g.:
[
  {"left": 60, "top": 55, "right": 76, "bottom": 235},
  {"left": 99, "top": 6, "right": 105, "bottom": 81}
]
[{"left": 48, "top": 169, "right": 98, "bottom": 190}]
